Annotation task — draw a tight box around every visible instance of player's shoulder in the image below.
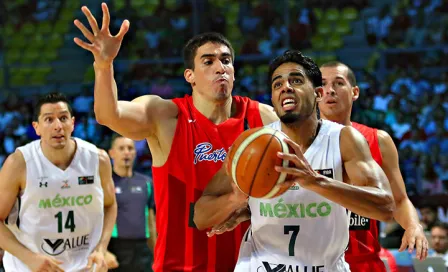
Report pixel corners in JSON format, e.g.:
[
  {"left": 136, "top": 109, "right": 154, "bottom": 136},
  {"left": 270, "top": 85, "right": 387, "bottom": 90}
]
[
  {"left": 75, "top": 137, "right": 100, "bottom": 154},
  {"left": 376, "top": 129, "right": 395, "bottom": 151},
  {"left": 351, "top": 121, "right": 377, "bottom": 133},
  {"left": 376, "top": 129, "right": 391, "bottom": 141},
  {"left": 2, "top": 149, "right": 26, "bottom": 171},
  {"left": 319, "top": 119, "right": 345, "bottom": 137}
]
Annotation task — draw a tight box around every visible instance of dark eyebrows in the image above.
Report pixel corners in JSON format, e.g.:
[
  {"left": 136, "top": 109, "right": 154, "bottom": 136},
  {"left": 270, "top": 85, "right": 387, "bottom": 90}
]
[
  {"left": 41, "top": 111, "right": 70, "bottom": 117},
  {"left": 200, "top": 52, "right": 232, "bottom": 59},
  {"left": 271, "top": 71, "right": 305, "bottom": 84}
]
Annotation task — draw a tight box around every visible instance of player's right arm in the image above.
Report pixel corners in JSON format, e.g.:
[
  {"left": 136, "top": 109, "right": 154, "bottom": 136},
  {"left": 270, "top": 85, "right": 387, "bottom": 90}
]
[
  {"left": 194, "top": 162, "right": 248, "bottom": 231},
  {"left": 0, "top": 151, "right": 64, "bottom": 272},
  {"left": 74, "top": 3, "right": 178, "bottom": 140}
]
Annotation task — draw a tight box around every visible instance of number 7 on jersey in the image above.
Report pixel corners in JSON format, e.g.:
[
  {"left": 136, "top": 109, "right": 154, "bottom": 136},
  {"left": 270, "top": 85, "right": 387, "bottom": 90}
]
[{"left": 284, "top": 225, "right": 300, "bottom": 256}]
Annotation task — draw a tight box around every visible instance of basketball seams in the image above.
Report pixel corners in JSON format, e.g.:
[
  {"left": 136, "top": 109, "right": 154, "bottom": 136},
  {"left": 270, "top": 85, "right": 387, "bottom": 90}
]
[
  {"left": 248, "top": 134, "right": 276, "bottom": 196},
  {"left": 262, "top": 131, "right": 290, "bottom": 198},
  {"left": 231, "top": 127, "right": 279, "bottom": 195}
]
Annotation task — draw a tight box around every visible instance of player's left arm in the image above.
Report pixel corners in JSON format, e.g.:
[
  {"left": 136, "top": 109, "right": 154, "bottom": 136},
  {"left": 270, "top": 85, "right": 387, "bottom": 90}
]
[
  {"left": 377, "top": 130, "right": 428, "bottom": 260},
  {"left": 86, "top": 149, "right": 117, "bottom": 271}
]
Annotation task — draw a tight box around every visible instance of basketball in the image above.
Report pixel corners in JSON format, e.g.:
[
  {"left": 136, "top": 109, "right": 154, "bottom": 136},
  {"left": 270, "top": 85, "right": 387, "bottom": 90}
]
[{"left": 227, "top": 127, "right": 292, "bottom": 199}]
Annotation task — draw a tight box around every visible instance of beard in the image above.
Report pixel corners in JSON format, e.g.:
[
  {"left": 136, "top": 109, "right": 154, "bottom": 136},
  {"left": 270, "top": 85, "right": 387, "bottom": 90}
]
[{"left": 280, "top": 112, "right": 303, "bottom": 124}]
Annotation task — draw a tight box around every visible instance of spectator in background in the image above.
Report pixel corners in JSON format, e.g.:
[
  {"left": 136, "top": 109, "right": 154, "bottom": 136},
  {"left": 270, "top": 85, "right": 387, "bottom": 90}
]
[
  {"left": 149, "top": 76, "right": 173, "bottom": 98},
  {"left": 365, "top": 4, "right": 393, "bottom": 45},
  {"left": 420, "top": 204, "right": 441, "bottom": 232},
  {"left": 106, "top": 134, "right": 156, "bottom": 272},
  {"left": 435, "top": 155, "right": 448, "bottom": 183},
  {"left": 73, "top": 86, "right": 94, "bottom": 117},
  {"left": 419, "top": 156, "right": 444, "bottom": 195},
  {"left": 430, "top": 222, "right": 448, "bottom": 266}
]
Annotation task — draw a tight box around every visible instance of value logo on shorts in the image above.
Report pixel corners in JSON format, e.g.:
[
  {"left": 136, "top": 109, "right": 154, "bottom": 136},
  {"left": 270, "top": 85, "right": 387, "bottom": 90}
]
[
  {"left": 258, "top": 261, "right": 325, "bottom": 272},
  {"left": 41, "top": 234, "right": 90, "bottom": 256}
]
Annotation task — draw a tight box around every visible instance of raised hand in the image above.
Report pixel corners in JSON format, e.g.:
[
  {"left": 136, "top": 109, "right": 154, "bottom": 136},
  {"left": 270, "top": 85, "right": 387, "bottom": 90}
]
[{"left": 74, "top": 3, "right": 129, "bottom": 68}]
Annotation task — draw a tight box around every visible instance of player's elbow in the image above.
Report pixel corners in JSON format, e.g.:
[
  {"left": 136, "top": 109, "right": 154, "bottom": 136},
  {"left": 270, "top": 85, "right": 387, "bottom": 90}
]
[{"left": 94, "top": 105, "right": 117, "bottom": 125}]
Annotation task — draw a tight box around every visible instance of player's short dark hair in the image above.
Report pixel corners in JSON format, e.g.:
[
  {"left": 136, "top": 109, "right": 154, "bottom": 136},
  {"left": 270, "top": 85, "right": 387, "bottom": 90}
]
[
  {"left": 110, "top": 133, "right": 124, "bottom": 148},
  {"left": 268, "top": 50, "right": 322, "bottom": 89},
  {"left": 431, "top": 221, "right": 448, "bottom": 232},
  {"left": 320, "top": 61, "right": 357, "bottom": 87},
  {"left": 34, "top": 92, "right": 73, "bottom": 121},
  {"left": 183, "top": 32, "right": 234, "bottom": 70}
]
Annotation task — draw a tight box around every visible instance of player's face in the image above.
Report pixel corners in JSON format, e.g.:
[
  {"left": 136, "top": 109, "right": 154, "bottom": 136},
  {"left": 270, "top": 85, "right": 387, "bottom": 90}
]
[
  {"left": 33, "top": 102, "right": 74, "bottom": 150},
  {"left": 185, "top": 42, "right": 235, "bottom": 102},
  {"left": 319, "top": 66, "right": 359, "bottom": 122},
  {"left": 109, "top": 137, "right": 136, "bottom": 168},
  {"left": 270, "top": 62, "right": 322, "bottom": 124},
  {"left": 431, "top": 227, "right": 448, "bottom": 254}
]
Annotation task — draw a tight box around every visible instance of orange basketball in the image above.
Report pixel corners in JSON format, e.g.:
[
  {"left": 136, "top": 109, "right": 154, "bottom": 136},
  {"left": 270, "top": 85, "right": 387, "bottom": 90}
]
[{"left": 227, "top": 127, "right": 291, "bottom": 199}]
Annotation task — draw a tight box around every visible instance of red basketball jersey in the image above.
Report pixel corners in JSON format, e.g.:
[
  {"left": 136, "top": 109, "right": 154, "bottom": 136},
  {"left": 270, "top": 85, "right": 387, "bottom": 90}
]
[
  {"left": 151, "top": 95, "right": 264, "bottom": 272},
  {"left": 346, "top": 122, "right": 384, "bottom": 264}
]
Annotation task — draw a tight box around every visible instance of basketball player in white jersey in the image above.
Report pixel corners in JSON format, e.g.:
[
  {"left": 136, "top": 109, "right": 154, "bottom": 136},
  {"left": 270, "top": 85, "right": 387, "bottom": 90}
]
[
  {"left": 0, "top": 93, "right": 117, "bottom": 272},
  {"left": 194, "top": 50, "right": 396, "bottom": 271}
]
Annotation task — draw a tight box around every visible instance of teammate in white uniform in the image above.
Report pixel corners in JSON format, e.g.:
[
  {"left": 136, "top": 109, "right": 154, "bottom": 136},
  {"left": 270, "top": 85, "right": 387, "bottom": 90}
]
[
  {"left": 0, "top": 93, "right": 117, "bottom": 272},
  {"left": 194, "top": 50, "right": 396, "bottom": 271}
]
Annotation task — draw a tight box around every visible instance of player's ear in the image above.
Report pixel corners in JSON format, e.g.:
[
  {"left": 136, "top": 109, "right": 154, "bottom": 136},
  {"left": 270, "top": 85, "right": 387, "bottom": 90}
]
[
  {"left": 32, "top": 121, "right": 41, "bottom": 136},
  {"left": 70, "top": 116, "right": 75, "bottom": 133},
  {"left": 315, "top": 87, "right": 324, "bottom": 102},
  {"left": 352, "top": 86, "right": 360, "bottom": 102},
  {"left": 184, "top": 69, "right": 195, "bottom": 85}
]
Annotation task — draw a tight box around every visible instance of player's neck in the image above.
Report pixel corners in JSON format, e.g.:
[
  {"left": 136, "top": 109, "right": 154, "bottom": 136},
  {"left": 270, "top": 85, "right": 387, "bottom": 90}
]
[
  {"left": 282, "top": 116, "right": 320, "bottom": 152},
  {"left": 40, "top": 139, "right": 77, "bottom": 170},
  {"left": 113, "top": 166, "right": 133, "bottom": 177},
  {"left": 321, "top": 112, "right": 351, "bottom": 126},
  {"left": 192, "top": 93, "right": 234, "bottom": 124}
]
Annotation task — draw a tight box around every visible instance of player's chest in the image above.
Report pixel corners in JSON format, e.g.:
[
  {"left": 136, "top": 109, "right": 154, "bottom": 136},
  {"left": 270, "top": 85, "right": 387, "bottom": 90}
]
[{"left": 30, "top": 172, "right": 99, "bottom": 199}]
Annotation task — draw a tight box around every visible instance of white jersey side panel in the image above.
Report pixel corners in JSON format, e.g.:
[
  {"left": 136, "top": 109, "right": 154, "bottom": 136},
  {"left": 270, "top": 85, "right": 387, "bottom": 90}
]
[
  {"left": 3, "top": 138, "right": 104, "bottom": 272},
  {"left": 235, "top": 120, "right": 351, "bottom": 272}
]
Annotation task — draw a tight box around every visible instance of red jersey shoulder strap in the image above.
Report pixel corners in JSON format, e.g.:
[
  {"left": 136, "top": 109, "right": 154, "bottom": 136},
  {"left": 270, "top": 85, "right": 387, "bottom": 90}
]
[{"left": 352, "top": 122, "right": 383, "bottom": 166}]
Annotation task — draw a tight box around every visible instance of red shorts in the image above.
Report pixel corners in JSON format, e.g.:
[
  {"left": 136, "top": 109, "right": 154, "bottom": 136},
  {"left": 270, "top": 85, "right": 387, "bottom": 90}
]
[{"left": 347, "top": 256, "right": 386, "bottom": 272}]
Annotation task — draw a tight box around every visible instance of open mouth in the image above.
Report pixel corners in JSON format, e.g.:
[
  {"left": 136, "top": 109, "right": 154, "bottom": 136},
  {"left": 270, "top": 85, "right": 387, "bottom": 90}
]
[
  {"left": 281, "top": 98, "right": 297, "bottom": 111},
  {"left": 52, "top": 135, "right": 64, "bottom": 140}
]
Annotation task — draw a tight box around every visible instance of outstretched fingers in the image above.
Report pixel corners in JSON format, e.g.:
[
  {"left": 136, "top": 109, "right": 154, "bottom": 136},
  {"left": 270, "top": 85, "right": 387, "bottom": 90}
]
[
  {"left": 115, "top": 20, "right": 130, "bottom": 41},
  {"left": 101, "top": 3, "right": 110, "bottom": 32},
  {"left": 74, "top": 19, "right": 95, "bottom": 42},
  {"left": 73, "top": 37, "right": 94, "bottom": 51},
  {"left": 81, "top": 6, "right": 100, "bottom": 35}
]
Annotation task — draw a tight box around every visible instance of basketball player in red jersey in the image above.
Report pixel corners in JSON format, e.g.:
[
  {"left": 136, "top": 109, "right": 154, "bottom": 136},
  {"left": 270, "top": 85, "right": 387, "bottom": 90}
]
[
  {"left": 318, "top": 61, "right": 428, "bottom": 271},
  {"left": 73, "top": 3, "right": 278, "bottom": 271}
]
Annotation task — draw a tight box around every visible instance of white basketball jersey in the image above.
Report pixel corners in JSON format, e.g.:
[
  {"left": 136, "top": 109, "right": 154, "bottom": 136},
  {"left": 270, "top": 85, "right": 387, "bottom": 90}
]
[
  {"left": 3, "top": 138, "right": 104, "bottom": 272},
  {"left": 235, "top": 120, "right": 351, "bottom": 272}
]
